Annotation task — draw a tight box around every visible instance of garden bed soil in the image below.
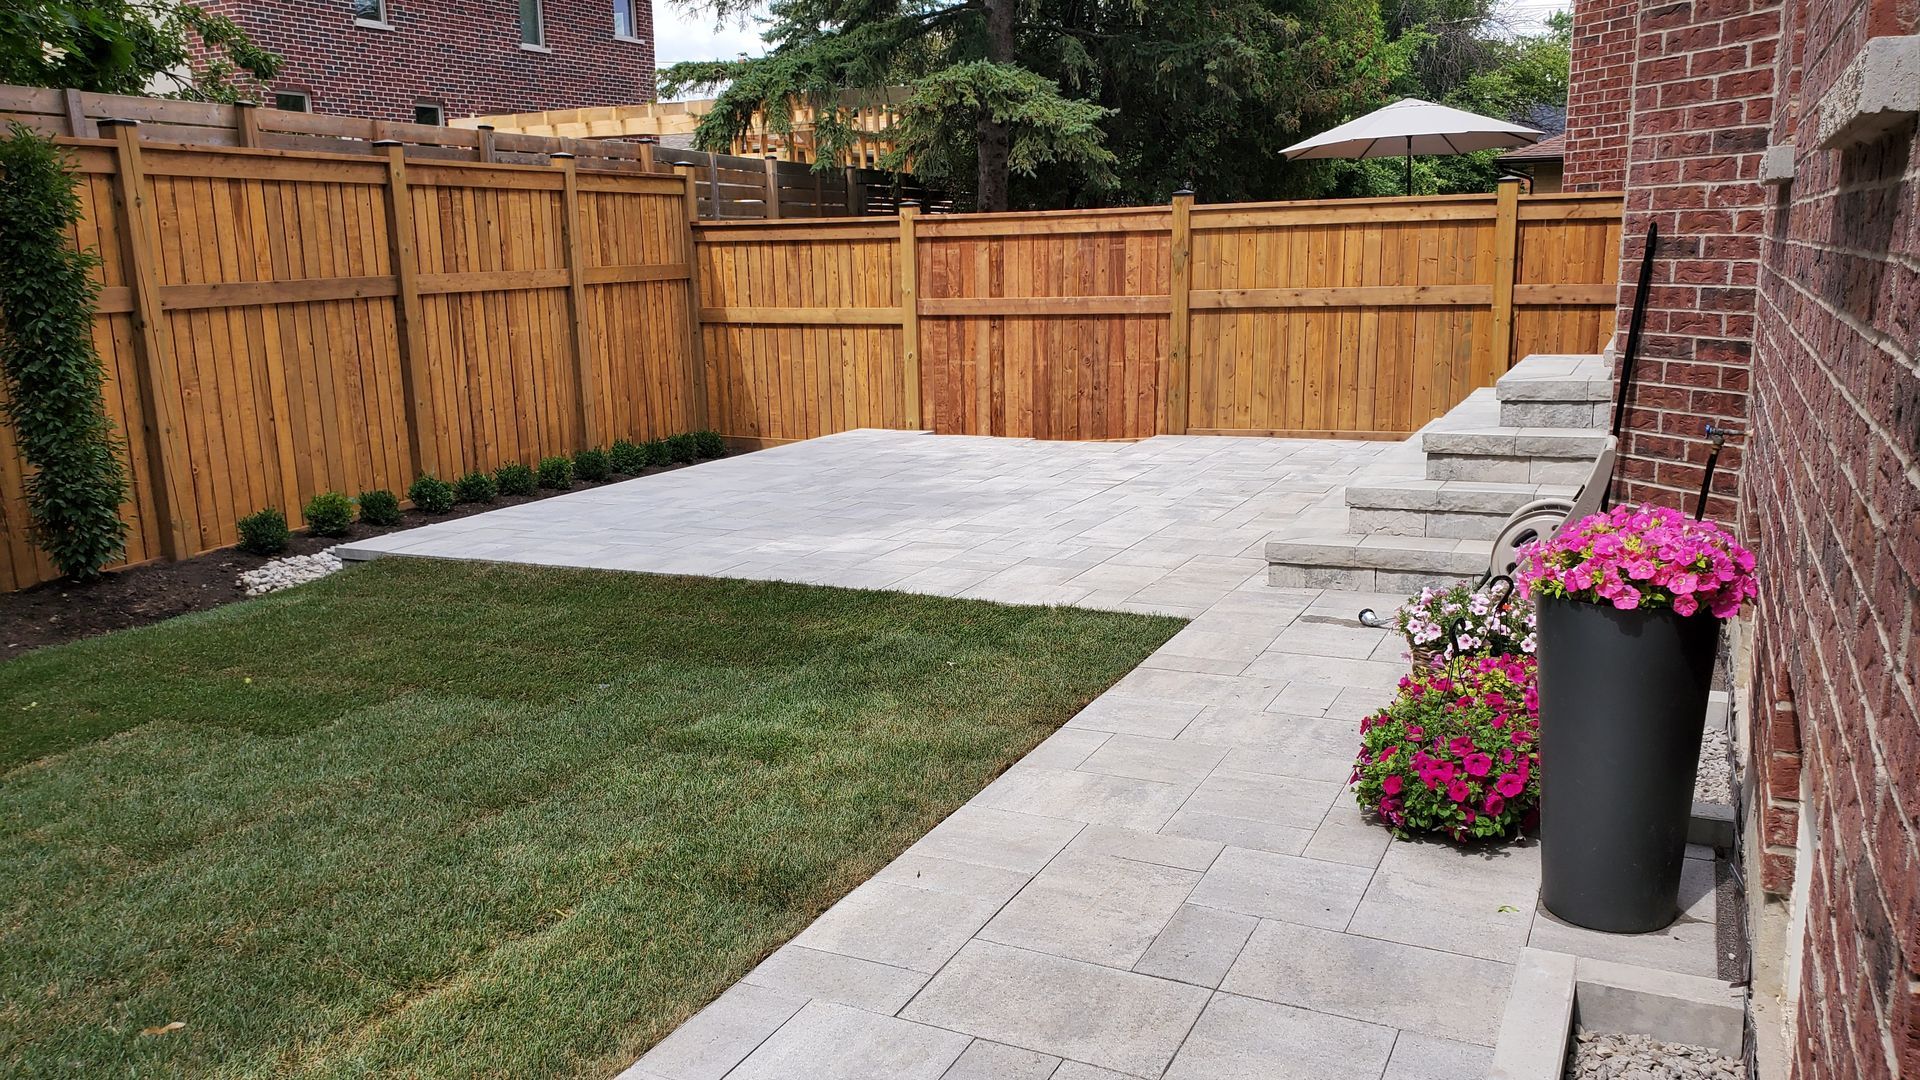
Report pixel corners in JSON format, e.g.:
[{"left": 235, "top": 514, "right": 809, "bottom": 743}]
[{"left": 0, "top": 461, "right": 714, "bottom": 658}]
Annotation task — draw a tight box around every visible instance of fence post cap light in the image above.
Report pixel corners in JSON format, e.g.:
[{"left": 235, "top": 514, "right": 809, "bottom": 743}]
[
  {"left": 1173, "top": 186, "right": 1195, "bottom": 197},
  {"left": 551, "top": 152, "right": 575, "bottom": 160},
  {"left": 372, "top": 139, "right": 403, "bottom": 148},
  {"left": 97, "top": 117, "right": 139, "bottom": 129},
  {"left": 233, "top": 100, "right": 258, "bottom": 109},
  {"left": 899, "top": 199, "right": 921, "bottom": 209},
  {"left": 475, "top": 124, "right": 494, "bottom": 131}
]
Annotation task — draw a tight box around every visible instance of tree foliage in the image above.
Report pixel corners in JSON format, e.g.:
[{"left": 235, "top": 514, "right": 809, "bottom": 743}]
[
  {"left": 1, "top": 0, "right": 281, "bottom": 102},
  {"left": 0, "top": 124, "right": 130, "bottom": 579}
]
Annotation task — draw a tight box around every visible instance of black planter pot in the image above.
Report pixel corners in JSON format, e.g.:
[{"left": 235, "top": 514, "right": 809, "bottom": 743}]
[{"left": 1536, "top": 594, "right": 1721, "bottom": 933}]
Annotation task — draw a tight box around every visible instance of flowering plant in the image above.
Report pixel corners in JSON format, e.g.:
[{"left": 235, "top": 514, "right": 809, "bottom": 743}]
[
  {"left": 1352, "top": 654, "right": 1541, "bottom": 841},
  {"left": 1393, "top": 581, "right": 1535, "bottom": 661},
  {"left": 1515, "top": 504, "right": 1757, "bottom": 618}
]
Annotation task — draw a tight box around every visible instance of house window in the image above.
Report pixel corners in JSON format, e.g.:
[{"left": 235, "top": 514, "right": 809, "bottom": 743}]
[
  {"left": 273, "top": 91, "right": 311, "bottom": 112},
  {"left": 414, "top": 103, "right": 444, "bottom": 126},
  {"left": 519, "top": 0, "right": 545, "bottom": 47},
  {"left": 353, "top": 0, "right": 388, "bottom": 25},
  {"left": 612, "top": 0, "right": 637, "bottom": 39}
]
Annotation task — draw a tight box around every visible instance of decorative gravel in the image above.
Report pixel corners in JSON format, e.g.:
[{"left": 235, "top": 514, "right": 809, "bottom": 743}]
[
  {"left": 1695, "top": 725, "right": 1733, "bottom": 805},
  {"left": 1565, "top": 1031, "right": 1744, "bottom": 1079},
  {"left": 238, "top": 549, "right": 344, "bottom": 597}
]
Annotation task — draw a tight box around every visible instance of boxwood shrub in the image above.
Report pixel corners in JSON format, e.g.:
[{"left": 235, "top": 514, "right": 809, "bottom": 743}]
[
  {"left": 303, "top": 491, "right": 354, "bottom": 537},
  {"left": 573, "top": 447, "right": 611, "bottom": 483},
  {"left": 455, "top": 470, "right": 497, "bottom": 504},
  {"left": 693, "top": 430, "right": 726, "bottom": 459},
  {"left": 495, "top": 462, "right": 536, "bottom": 496},
  {"left": 237, "top": 507, "right": 291, "bottom": 555},
  {"left": 643, "top": 439, "right": 672, "bottom": 468},
  {"left": 357, "top": 489, "right": 402, "bottom": 526},
  {"left": 666, "top": 433, "right": 698, "bottom": 465},
  {"left": 537, "top": 456, "right": 574, "bottom": 490},
  {"left": 609, "top": 439, "right": 646, "bottom": 475},
  {"left": 408, "top": 474, "right": 456, "bottom": 514}
]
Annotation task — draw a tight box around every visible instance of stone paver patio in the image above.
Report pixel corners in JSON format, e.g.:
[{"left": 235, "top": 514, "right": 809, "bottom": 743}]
[{"left": 339, "top": 430, "right": 1724, "bottom": 1080}]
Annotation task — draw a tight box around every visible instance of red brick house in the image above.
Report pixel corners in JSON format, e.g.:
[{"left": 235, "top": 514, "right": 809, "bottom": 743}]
[
  {"left": 1564, "top": 0, "right": 1917, "bottom": 1070},
  {"left": 193, "top": 0, "right": 657, "bottom": 124}
]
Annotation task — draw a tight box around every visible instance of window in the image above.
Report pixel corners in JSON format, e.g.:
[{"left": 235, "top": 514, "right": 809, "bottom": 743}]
[
  {"left": 353, "top": 0, "right": 388, "bottom": 25},
  {"left": 273, "top": 91, "right": 310, "bottom": 112},
  {"left": 414, "top": 103, "right": 444, "bottom": 126},
  {"left": 612, "top": 0, "right": 637, "bottom": 39},
  {"left": 519, "top": 0, "right": 545, "bottom": 47}
]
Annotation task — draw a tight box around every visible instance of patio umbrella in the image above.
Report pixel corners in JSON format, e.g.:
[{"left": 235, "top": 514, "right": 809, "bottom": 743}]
[{"left": 1280, "top": 98, "right": 1544, "bottom": 193}]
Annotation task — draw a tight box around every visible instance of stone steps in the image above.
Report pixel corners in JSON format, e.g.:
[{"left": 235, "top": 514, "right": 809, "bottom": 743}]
[
  {"left": 1345, "top": 479, "right": 1580, "bottom": 540},
  {"left": 1423, "top": 426, "right": 1611, "bottom": 484},
  {"left": 1266, "top": 533, "right": 1489, "bottom": 591},
  {"left": 1494, "top": 352, "right": 1615, "bottom": 429}
]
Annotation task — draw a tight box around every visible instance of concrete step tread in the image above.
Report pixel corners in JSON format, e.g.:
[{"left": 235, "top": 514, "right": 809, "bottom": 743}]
[
  {"left": 1265, "top": 532, "right": 1490, "bottom": 573},
  {"left": 1422, "top": 426, "right": 1611, "bottom": 458},
  {"left": 1345, "top": 479, "right": 1580, "bottom": 513},
  {"left": 1496, "top": 354, "right": 1613, "bottom": 403}
]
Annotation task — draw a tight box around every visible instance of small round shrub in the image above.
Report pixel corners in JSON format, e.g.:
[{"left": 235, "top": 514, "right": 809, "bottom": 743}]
[
  {"left": 609, "top": 439, "right": 646, "bottom": 475},
  {"left": 455, "top": 470, "right": 497, "bottom": 504},
  {"left": 642, "top": 439, "right": 672, "bottom": 468},
  {"left": 537, "top": 456, "right": 574, "bottom": 490},
  {"left": 573, "top": 447, "right": 611, "bottom": 483},
  {"left": 408, "top": 473, "right": 456, "bottom": 514},
  {"left": 302, "top": 491, "right": 354, "bottom": 537},
  {"left": 666, "top": 433, "right": 698, "bottom": 464},
  {"left": 1354, "top": 654, "right": 1541, "bottom": 842},
  {"left": 237, "top": 507, "right": 291, "bottom": 555},
  {"left": 357, "top": 489, "right": 402, "bottom": 526},
  {"left": 495, "top": 462, "right": 536, "bottom": 497},
  {"left": 693, "top": 430, "right": 726, "bottom": 459}
]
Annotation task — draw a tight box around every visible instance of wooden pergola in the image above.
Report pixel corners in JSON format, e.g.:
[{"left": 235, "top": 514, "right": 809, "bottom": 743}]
[{"left": 451, "top": 89, "right": 909, "bottom": 166}]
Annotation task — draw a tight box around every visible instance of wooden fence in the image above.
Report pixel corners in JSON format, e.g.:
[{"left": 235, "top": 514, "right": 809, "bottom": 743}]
[{"left": 0, "top": 123, "right": 1621, "bottom": 591}]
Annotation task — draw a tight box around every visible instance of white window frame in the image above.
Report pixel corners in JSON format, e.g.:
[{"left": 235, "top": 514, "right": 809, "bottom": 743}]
[
  {"left": 413, "top": 102, "right": 444, "bottom": 126},
  {"left": 273, "top": 90, "right": 311, "bottom": 113},
  {"left": 519, "top": 0, "right": 548, "bottom": 50},
  {"left": 353, "top": 0, "right": 391, "bottom": 29},
  {"left": 612, "top": 0, "right": 640, "bottom": 41}
]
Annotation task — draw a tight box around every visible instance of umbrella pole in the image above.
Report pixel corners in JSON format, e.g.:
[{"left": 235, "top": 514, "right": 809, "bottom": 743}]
[{"left": 1405, "top": 137, "right": 1413, "bottom": 194}]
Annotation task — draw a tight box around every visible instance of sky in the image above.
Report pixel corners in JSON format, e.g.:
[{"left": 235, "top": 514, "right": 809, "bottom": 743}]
[{"left": 650, "top": 0, "right": 1574, "bottom": 95}]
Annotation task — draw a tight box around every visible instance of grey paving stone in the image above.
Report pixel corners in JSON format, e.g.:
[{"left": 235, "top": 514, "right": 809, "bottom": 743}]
[
  {"left": 873, "top": 854, "right": 1034, "bottom": 904},
  {"left": 791, "top": 879, "right": 1002, "bottom": 973},
  {"left": 1346, "top": 866, "right": 1536, "bottom": 963},
  {"left": 1162, "top": 992, "right": 1397, "bottom": 1080},
  {"left": 741, "top": 945, "right": 931, "bottom": 1016},
  {"left": 1133, "top": 903, "right": 1259, "bottom": 987},
  {"left": 903, "top": 805, "right": 1084, "bottom": 874},
  {"left": 972, "top": 766, "right": 1192, "bottom": 832},
  {"left": 1221, "top": 920, "right": 1512, "bottom": 1046},
  {"left": 902, "top": 941, "right": 1211, "bottom": 1079},
  {"left": 940, "top": 1040, "right": 1061, "bottom": 1080},
  {"left": 1179, "top": 769, "right": 1345, "bottom": 831},
  {"left": 1065, "top": 694, "right": 1207, "bottom": 739},
  {"left": 632, "top": 982, "right": 807, "bottom": 1080},
  {"left": 1066, "top": 823, "right": 1224, "bottom": 872},
  {"left": 1382, "top": 1031, "right": 1498, "bottom": 1080},
  {"left": 1302, "top": 800, "right": 1393, "bottom": 868},
  {"left": 727, "top": 1000, "right": 970, "bottom": 1080},
  {"left": 1186, "top": 846, "right": 1374, "bottom": 929},
  {"left": 1159, "top": 809, "right": 1316, "bottom": 855},
  {"left": 1078, "top": 734, "right": 1229, "bottom": 786},
  {"left": 1526, "top": 906, "right": 1721, "bottom": 978},
  {"left": 1019, "top": 728, "right": 1112, "bottom": 770},
  {"left": 980, "top": 850, "right": 1202, "bottom": 968},
  {"left": 1268, "top": 623, "right": 1392, "bottom": 660},
  {"left": 1050, "top": 1064, "right": 1137, "bottom": 1080}
]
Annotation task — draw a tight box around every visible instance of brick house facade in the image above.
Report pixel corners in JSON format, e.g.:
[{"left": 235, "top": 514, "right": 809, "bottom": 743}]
[
  {"left": 1566, "top": 0, "right": 1918, "bottom": 1068},
  {"left": 193, "top": 0, "right": 656, "bottom": 123}
]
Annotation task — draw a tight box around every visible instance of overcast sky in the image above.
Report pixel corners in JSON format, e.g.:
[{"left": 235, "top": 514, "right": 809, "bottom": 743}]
[{"left": 650, "top": 0, "right": 1573, "bottom": 95}]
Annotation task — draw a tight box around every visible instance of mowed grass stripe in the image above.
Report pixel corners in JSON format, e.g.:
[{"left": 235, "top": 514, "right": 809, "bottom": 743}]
[{"left": 0, "top": 558, "right": 1182, "bottom": 1078}]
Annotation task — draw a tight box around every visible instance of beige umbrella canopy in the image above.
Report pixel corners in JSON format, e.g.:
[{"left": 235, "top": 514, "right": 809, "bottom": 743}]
[{"left": 1281, "top": 97, "right": 1545, "bottom": 192}]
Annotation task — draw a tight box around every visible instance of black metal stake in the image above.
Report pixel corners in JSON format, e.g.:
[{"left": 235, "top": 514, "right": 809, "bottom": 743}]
[
  {"left": 1694, "top": 424, "right": 1734, "bottom": 521},
  {"left": 1603, "top": 221, "right": 1659, "bottom": 510}
]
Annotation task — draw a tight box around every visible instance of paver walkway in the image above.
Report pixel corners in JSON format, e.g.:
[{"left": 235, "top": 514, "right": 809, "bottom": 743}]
[{"left": 340, "top": 430, "right": 1724, "bottom": 1080}]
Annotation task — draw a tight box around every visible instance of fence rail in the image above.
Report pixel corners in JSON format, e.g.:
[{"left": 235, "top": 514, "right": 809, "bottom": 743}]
[{"left": 0, "top": 119, "right": 1622, "bottom": 591}]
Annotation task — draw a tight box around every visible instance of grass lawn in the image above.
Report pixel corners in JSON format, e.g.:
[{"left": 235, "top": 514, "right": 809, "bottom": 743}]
[{"left": 0, "top": 558, "right": 1181, "bottom": 1078}]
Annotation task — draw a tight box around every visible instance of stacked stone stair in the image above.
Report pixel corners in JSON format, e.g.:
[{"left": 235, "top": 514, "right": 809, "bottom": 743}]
[{"left": 1267, "top": 354, "right": 1613, "bottom": 591}]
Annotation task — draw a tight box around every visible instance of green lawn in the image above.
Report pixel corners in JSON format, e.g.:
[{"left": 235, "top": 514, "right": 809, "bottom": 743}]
[{"left": 0, "top": 558, "right": 1181, "bottom": 1079}]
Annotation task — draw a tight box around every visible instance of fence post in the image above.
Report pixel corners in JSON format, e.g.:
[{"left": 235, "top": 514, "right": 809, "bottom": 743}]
[
  {"left": 375, "top": 141, "right": 439, "bottom": 480},
  {"left": 898, "top": 201, "right": 922, "bottom": 428},
  {"left": 846, "top": 166, "right": 866, "bottom": 215},
  {"left": 100, "top": 119, "right": 196, "bottom": 559},
  {"left": 233, "top": 100, "right": 260, "bottom": 148},
  {"left": 550, "top": 153, "right": 600, "bottom": 449},
  {"left": 1164, "top": 186, "right": 1195, "bottom": 435},
  {"left": 763, "top": 155, "right": 782, "bottom": 219},
  {"left": 676, "top": 164, "right": 712, "bottom": 429},
  {"left": 475, "top": 124, "right": 496, "bottom": 164},
  {"left": 1490, "top": 175, "right": 1522, "bottom": 374},
  {"left": 61, "top": 88, "right": 91, "bottom": 138}
]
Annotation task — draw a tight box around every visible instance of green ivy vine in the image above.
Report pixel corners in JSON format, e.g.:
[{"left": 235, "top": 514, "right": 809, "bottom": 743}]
[{"left": 0, "top": 123, "right": 129, "bottom": 579}]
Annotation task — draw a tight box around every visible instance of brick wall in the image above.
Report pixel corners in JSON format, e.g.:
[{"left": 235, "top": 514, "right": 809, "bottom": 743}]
[
  {"left": 1565, "top": 0, "right": 1640, "bottom": 189},
  {"left": 1607, "top": 0, "right": 1782, "bottom": 522},
  {"left": 1741, "top": 0, "right": 1920, "bottom": 1068},
  {"left": 192, "top": 0, "right": 655, "bottom": 122}
]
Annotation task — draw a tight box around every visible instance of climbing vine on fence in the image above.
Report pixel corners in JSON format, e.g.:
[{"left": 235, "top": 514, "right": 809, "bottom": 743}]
[{"left": 0, "top": 123, "right": 129, "bottom": 579}]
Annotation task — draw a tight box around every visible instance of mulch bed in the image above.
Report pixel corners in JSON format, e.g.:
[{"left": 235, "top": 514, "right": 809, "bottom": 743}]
[{"left": 0, "top": 461, "right": 712, "bottom": 659}]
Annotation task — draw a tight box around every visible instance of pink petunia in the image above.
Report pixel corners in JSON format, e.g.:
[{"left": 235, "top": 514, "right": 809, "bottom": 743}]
[
  {"left": 1495, "top": 772, "right": 1525, "bottom": 797},
  {"left": 1382, "top": 775, "right": 1403, "bottom": 795},
  {"left": 1463, "top": 753, "right": 1492, "bottom": 777},
  {"left": 1447, "top": 779, "right": 1471, "bottom": 803}
]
